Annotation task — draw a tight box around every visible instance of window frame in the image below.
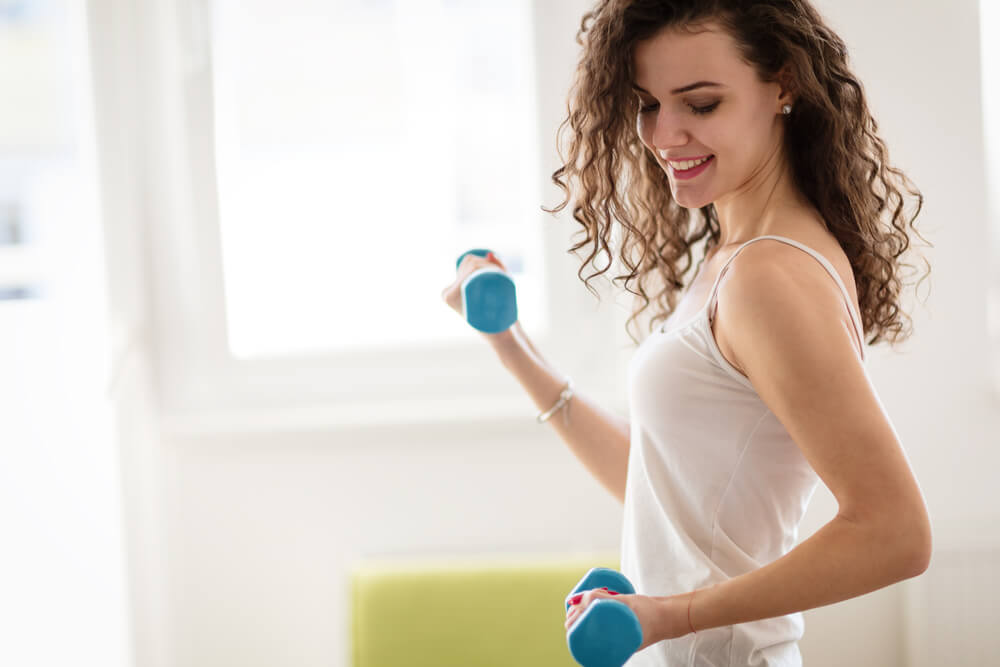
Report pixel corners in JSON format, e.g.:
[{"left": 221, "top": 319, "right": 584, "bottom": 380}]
[{"left": 105, "top": 0, "right": 629, "bottom": 435}]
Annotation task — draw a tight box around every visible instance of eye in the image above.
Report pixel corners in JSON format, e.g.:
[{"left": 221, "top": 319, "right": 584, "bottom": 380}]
[
  {"left": 689, "top": 101, "right": 720, "bottom": 115},
  {"left": 638, "top": 101, "right": 721, "bottom": 115}
]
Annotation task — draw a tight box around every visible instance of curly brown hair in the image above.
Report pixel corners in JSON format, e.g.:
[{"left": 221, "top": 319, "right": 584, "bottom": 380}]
[{"left": 541, "top": 0, "right": 931, "bottom": 348}]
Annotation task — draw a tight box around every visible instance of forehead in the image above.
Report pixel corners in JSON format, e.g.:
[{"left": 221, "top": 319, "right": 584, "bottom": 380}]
[{"left": 631, "top": 24, "right": 749, "bottom": 91}]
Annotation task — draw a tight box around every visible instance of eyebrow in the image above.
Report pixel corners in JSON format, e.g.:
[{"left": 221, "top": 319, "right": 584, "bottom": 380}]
[{"left": 631, "top": 81, "right": 725, "bottom": 95}]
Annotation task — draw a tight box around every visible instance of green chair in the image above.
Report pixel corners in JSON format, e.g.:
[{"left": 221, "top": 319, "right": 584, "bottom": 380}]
[{"left": 349, "top": 552, "right": 621, "bottom": 667}]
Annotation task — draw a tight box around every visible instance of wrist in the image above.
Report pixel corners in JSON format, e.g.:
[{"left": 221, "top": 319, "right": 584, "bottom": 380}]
[
  {"left": 651, "top": 593, "right": 699, "bottom": 642},
  {"left": 485, "top": 322, "right": 525, "bottom": 364}
]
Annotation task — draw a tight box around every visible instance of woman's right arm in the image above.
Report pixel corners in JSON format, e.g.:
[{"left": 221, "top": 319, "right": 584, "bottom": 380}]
[{"left": 488, "top": 320, "right": 631, "bottom": 505}]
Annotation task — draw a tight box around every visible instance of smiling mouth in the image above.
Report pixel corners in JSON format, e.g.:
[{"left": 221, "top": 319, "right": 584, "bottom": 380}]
[
  {"left": 669, "top": 155, "right": 714, "bottom": 171},
  {"left": 668, "top": 154, "right": 715, "bottom": 180}
]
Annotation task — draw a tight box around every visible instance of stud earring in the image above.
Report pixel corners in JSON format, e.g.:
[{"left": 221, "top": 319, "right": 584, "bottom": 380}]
[{"left": 781, "top": 104, "right": 792, "bottom": 115}]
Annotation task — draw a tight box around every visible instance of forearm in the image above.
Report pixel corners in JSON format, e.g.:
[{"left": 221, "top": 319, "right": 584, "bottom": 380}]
[
  {"left": 488, "top": 321, "right": 630, "bottom": 503},
  {"left": 661, "top": 514, "right": 927, "bottom": 638}
]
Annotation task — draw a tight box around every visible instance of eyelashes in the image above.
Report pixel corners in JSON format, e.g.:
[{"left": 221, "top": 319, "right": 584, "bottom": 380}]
[{"left": 638, "top": 101, "right": 721, "bottom": 116}]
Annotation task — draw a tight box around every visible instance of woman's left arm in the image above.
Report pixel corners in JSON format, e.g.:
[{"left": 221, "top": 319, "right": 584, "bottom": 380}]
[
  {"left": 664, "top": 249, "right": 932, "bottom": 639},
  {"left": 673, "top": 509, "right": 927, "bottom": 637}
]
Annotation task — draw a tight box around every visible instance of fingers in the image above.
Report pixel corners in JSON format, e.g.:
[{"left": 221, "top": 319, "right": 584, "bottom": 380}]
[
  {"left": 565, "top": 599, "right": 583, "bottom": 628},
  {"left": 487, "top": 251, "right": 508, "bottom": 271},
  {"left": 442, "top": 251, "right": 509, "bottom": 316},
  {"left": 442, "top": 254, "right": 487, "bottom": 310},
  {"left": 455, "top": 253, "right": 497, "bottom": 284},
  {"left": 565, "top": 588, "right": 619, "bottom": 629},
  {"left": 564, "top": 599, "right": 587, "bottom": 628}
]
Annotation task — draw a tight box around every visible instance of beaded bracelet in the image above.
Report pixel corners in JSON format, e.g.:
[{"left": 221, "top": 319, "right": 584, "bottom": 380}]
[{"left": 537, "top": 377, "right": 573, "bottom": 425}]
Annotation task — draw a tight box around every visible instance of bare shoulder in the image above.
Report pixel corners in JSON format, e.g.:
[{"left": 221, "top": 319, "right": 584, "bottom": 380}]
[
  {"left": 704, "top": 235, "right": 930, "bottom": 560},
  {"left": 712, "top": 235, "right": 862, "bottom": 375}
]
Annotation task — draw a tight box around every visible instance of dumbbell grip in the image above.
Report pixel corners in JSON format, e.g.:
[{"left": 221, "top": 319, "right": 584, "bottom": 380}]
[
  {"left": 566, "top": 568, "right": 642, "bottom": 667},
  {"left": 455, "top": 248, "right": 518, "bottom": 334}
]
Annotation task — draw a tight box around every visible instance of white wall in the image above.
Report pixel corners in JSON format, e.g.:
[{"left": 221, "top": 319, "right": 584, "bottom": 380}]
[
  {"left": 0, "top": 3, "right": 134, "bottom": 665},
  {"left": 86, "top": 0, "right": 173, "bottom": 664},
  {"left": 118, "top": 1, "right": 997, "bottom": 666}
]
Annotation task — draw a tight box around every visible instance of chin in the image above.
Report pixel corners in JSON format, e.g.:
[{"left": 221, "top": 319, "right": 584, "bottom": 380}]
[{"left": 671, "top": 190, "right": 713, "bottom": 210}]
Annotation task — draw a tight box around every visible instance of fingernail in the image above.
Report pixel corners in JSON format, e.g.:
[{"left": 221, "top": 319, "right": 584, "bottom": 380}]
[{"left": 567, "top": 593, "right": 583, "bottom": 606}]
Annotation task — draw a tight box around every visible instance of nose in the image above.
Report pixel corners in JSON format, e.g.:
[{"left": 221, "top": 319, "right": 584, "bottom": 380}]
[{"left": 649, "top": 109, "right": 691, "bottom": 155}]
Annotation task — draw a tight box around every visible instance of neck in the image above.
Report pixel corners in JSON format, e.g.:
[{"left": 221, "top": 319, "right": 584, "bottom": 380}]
[{"left": 711, "top": 141, "right": 812, "bottom": 246}]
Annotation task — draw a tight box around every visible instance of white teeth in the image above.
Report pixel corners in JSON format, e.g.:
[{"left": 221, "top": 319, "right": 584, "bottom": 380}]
[{"left": 667, "top": 156, "right": 710, "bottom": 170}]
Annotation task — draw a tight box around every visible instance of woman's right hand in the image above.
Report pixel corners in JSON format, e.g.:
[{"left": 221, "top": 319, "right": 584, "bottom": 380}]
[{"left": 440, "top": 251, "right": 518, "bottom": 347}]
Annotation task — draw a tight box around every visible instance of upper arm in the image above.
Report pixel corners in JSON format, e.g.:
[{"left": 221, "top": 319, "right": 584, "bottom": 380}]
[{"left": 715, "top": 244, "right": 931, "bottom": 565}]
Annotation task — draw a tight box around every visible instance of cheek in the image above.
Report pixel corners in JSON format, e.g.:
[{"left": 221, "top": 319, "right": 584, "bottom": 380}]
[
  {"left": 699, "top": 120, "right": 738, "bottom": 165},
  {"left": 730, "top": 102, "right": 773, "bottom": 156}
]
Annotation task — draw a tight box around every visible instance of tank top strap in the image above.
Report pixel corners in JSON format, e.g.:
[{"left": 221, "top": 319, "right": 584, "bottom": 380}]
[{"left": 705, "top": 235, "right": 865, "bottom": 362}]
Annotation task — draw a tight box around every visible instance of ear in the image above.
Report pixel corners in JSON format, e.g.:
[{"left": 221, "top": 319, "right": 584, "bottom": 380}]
[{"left": 775, "top": 63, "right": 797, "bottom": 108}]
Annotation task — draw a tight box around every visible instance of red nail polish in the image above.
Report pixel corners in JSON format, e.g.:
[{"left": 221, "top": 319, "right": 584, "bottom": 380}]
[{"left": 567, "top": 593, "right": 583, "bottom": 605}]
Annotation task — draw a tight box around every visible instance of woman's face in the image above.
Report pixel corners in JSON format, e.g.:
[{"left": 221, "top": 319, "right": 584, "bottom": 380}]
[{"left": 632, "top": 22, "right": 788, "bottom": 209}]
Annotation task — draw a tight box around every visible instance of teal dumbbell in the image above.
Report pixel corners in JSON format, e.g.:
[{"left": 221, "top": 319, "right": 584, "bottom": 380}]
[
  {"left": 454, "top": 248, "right": 518, "bottom": 333},
  {"left": 564, "top": 568, "right": 643, "bottom": 667}
]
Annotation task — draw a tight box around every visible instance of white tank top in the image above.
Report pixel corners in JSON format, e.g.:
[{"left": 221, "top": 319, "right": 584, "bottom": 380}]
[{"left": 620, "top": 235, "right": 867, "bottom": 666}]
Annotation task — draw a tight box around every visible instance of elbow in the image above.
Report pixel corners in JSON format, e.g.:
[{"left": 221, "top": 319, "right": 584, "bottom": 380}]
[
  {"left": 897, "top": 512, "right": 933, "bottom": 578},
  {"left": 904, "top": 527, "right": 933, "bottom": 577},
  {"left": 857, "top": 506, "right": 933, "bottom": 579}
]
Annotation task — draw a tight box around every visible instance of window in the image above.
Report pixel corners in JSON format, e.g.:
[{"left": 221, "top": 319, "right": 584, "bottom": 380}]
[
  {"left": 0, "top": 0, "right": 79, "bottom": 303},
  {"left": 124, "top": 0, "right": 625, "bottom": 430},
  {"left": 0, "top": 3, "right": 127, "bottom": 664},
  {"left": 210, "top": 0, "right": 545, "bottom": 358}
]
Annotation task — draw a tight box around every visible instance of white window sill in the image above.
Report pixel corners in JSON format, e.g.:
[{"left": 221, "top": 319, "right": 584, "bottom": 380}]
[{"left": 159, "top": 391, "right": 628, "bottom": 439}]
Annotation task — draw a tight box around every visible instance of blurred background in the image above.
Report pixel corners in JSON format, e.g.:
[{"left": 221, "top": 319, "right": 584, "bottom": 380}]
[{"left": 1, "top": 0, "right": 997, "bottom": 665}]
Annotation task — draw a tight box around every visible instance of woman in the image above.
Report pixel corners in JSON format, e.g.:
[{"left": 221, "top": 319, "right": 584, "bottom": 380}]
[{"left": 442, "top": 1, "right": 932, "bottom": 664}]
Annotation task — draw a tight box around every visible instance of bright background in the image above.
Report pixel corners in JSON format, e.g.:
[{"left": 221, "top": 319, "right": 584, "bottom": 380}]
[{"left": 1, "top": 0, "right": 998, "bottom": 665}]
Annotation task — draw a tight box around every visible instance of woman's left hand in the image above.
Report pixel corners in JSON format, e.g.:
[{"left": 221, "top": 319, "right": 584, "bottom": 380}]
[{"left": 564, "top": 588, "right": 693, "bottom": 651}]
